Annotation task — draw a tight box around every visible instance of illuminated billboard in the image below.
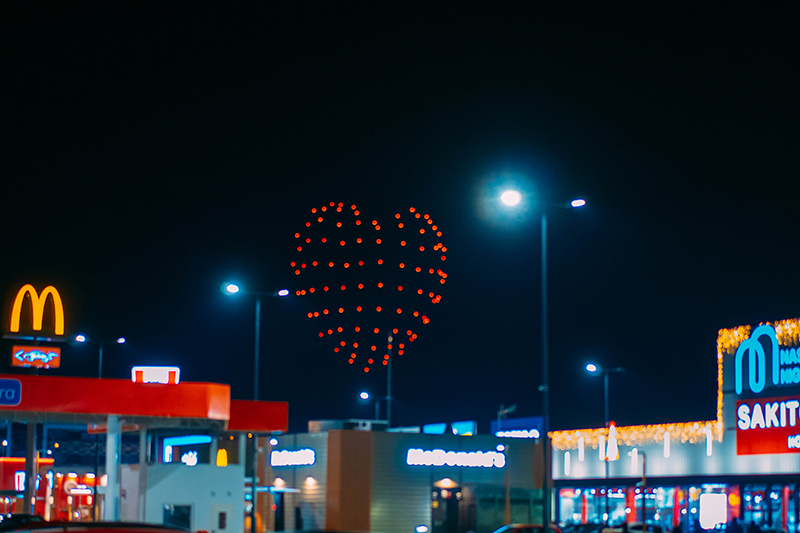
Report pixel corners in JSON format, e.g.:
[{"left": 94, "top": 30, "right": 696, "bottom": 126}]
[
  {"left": 9, "top": 284, "right": 64, "bottom": 336},
  {"left": 12, "top": 345, "right": 61, "bottom": 368}
]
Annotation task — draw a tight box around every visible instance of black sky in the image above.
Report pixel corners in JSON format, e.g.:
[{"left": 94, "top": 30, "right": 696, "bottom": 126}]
[{"left": 1, "top": 3, "right": 798, "bottom": 433}]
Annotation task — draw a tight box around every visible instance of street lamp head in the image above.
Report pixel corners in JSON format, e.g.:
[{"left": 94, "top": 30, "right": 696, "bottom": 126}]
[
  {"left": 500, "top": 190, "right": 522, "bottom": 206},
  {"left": 359, "top": 391, "right": 370, "bottom": 401},
  {"left": 277, "top": 289, "right": 289, "bottom": 297},
  {"left": 586, "top": 363, "right": 601, "bottom": 374},
  {"left": 571, "top": 199, "right": 587, "bottom": 208},
  {"left": 116, "top": 337, "right": 126, "bottom": 344},
  {"left": 222, "top": 283, "right": 240, "bottom": 295},
  {"left": 75, "top": 334, "right": 87, "bottom": 343}
]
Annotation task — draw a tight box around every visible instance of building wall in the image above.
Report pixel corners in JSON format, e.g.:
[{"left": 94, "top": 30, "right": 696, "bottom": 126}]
[
  {"left": 326, "top": 430, "right": 372, "bottom": 531},
  {"left": 144, "top": 463, "right": 245, "bottom": 533}
]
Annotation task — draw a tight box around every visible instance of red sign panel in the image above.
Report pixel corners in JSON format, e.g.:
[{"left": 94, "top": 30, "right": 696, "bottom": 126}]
[
  {"left": 735, "top": 395, "right": 800, "bottom": 455},
  {"left": 11, "top": 345, "right": 61, "bottom": 368}
]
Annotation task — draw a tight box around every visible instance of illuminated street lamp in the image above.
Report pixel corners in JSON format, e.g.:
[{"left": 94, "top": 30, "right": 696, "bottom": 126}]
[
  {"left": 220, "top": 283, "right": 289, "bottom": 401},
  {"left": 75, "top": 334, "right": 126, "bottom": 379},
  {"left": 586, "top": 362, "right": 624, "bottom": 525},
  {"left": 499, "top": 188, "right": 586, "bottom": 527}
]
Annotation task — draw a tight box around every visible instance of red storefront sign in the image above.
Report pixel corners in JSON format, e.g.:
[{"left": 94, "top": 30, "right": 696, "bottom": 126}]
[{"left": 735, "top": 395, "right": 800, "bottom": 455}]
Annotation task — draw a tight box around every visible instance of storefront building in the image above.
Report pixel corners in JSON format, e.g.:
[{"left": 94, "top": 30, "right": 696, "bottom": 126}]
[
  {"left": 551, "top": 317, "right": 800, "bottom": 533},
  {"left": 263, "top": 423, "right": 545, "bottom": 533}
]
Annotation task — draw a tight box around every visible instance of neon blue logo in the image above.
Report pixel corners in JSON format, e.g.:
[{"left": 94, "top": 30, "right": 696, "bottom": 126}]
[
  {"left": 14, "top": 349, "right": 59, "bottom": 365},
  {"left": 734, "top": 324, "right": 800, "bottom": 395}
]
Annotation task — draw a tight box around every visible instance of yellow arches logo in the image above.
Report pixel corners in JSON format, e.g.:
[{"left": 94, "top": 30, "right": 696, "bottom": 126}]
[{"left": 9, "top": 284, "right": 64, "bottom": 336}]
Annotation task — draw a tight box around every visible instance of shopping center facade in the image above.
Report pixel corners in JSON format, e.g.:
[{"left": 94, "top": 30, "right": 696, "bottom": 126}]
[{"left": 551, "top": 317, "right": 800, "bottom": 533}]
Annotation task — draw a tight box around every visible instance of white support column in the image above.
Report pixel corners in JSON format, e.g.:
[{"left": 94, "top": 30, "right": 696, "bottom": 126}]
[
  {"left": 104, "top": 415, "right": 121, "bottom": 521},
  {"left": 138, "top": 428, "right": 148, "bottom": 522}
]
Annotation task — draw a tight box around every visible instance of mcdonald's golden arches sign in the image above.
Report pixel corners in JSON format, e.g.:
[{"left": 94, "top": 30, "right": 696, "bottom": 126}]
[{"left": 9, "top": 284, "right": 65, "bottom": 336}]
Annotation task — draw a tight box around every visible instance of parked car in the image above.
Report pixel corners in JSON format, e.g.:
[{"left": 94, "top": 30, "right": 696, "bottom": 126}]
[
  {"left": 0, "top": 521, "right": 192, "bottom": 533},
  {"left": 491, "top": 524, "right": 565, "bottom": 533}
]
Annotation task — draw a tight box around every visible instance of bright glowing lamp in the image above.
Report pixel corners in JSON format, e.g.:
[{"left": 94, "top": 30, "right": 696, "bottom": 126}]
[
  {"left": 360, "top": 391, "right": 370, "bottom": 400},
  {"left": 116, "top": 337, "right": 126, "bottom": 344},
  {"left": 571, "top": 199, "right": 587, "bottom": 208},
  {"left": 223, "top": 283, "right": 240, "bottom": 295},
  {"left": 75, "top": 335, "right": 87, "bottom": 343},
  {"left": 277, "top": 289, "right": 289, "bottom": 297},
  {"left": 586, "top": 363, "right": 599, "bottom": 374},
  {"left": 500, "top": 190, "right": 521, "bottom": 206}
]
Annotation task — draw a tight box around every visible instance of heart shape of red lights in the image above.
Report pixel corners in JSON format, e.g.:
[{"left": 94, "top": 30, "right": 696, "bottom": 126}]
[{"left": 291, "top": 202, "right": 449, "bottom": 373}]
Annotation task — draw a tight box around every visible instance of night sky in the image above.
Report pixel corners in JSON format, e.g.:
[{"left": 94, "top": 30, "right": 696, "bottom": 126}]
[{"left": 2, "top": 4, "right": 798, "bottom": 434}]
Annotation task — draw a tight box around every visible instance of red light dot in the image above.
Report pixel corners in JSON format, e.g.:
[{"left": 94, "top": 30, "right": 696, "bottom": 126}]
[
  {"left": 323, "top": 310, "right": 328, "bottom": 315},
  {"left": 383, "top": 360, "right": 388, "bottom": 365},
  {"left": 420, "top": 229, "right": 425, "bottom": 234},
  {"left": 376, "top": 306, "right": 382, "bottom": 312},
  {"left": 313, "top": 261, "right": 318, "bottom": 266},
  {"left": 429, "top": 292, "right": 434, "bottom": 297},
  {"left": 399, "top": 223, "right": 404, "bottom": 228},
  {"left": 338, "top": 308, "right": 344, "bottom": 313},
  {"left": 291, "top": 262, "right": 296, "bottom": 267},
  {"left": 374, "top": 328, "right": 379, "bottom": 334},
  {"left": 295, "top": 270, "right": 300, "bottom": 275},
  {"left": 398, "top": 350, "right": 404, "bottom": 355},
  {"left": 355, "top": 326, "right": 361, "bottom": 332},
  {"left": 441, "top": 256, "right": 446, "bottom": 261},
  {"left": 399, "top": 263, "right": 405, "bottom": 268},
  {"left": 330, "top": 202, "right": 335, "bottom": 206},
  {"left": 338, "top": 327, "right": 343, "bottom": 332},
  {"left": 340, "top": 240, "right": 345, "bottom": 246},
  {"left": 393, "top": 328, "right": 398, "bottom": 333},
  {"left": 398, "top": 285, "right": 403, "bottom": 291},
  {"left": 307, "top": 312, "right": 313, "bottom": 318},
  {"left": 349, "top": 359, "right": 353, "bottom": 364},
  {"left": 415, "top": 213, "right": 421, "bottom": 219},
  {"left": 357, "top": 306, "right": 362, "bottom": 312},
  {"left": 376, "top": 239, "right": 382, "bottom": 244},
  {"left": 294, "top": 233, "right": 300, "bottom": 238},
  {"left": 358, "top": 283, "right": 363, "bottom": 289},
  {"left": 376, "top": 225, "right": 381, "bottom": 231},
  {"left": 424, "top": 214, "right": 429, "bottom": 219},
  {"left": 318, "top": 217, "right": 323, "bottom": 222},
  {"left": 327, "top": 329, "right": 333, "bottom": 335},
  {"left": 344, "top": 263, "right": 350, "bottom": 268},
  {"left": 437, "top": 231, "right": 442, "bottom": 236},
  {"left": 368, "top": 358, "right": 374, "bottom": 364},
  {"left": 306, "top": 238, "right": 311, "bottom": 243},
  {"left": 301, "top": 263, "right": 306, "bottom": 268},
  {"left": 322, "top": 206, "right": 328, "bottom": 211},
  {"left": 410, "top": 207, "right": 416, "bottom": 212},
  {"left": 329, "top": 262, "right": 334, "bottom": 267},
  {"left": 371, "top": 346, "right": 377, "bottom": 352},
  {"left": 433, "top": 225, "right": 438, "bottom": 231},
  {"left": 413, "top": 311, "right": 419, "bottom": 317},
  {"left": 442, "top": 247, "right": 448, "bottom": 252},
  {"left": 401, "top": 241, "right": 406, "bottom": 246},
  {"left": 364, "top": 367, "right": 369, "bottom": 372},
  {"left": 378, "top": 282, "right": 383, "bottom": 288},
  {"left": 340, "top": 341, "right": 346, "bottom": 346},
  {"left": 297, "top": 246, "right": 302, "bottom": 252},
  {"left": 419, "top": 246, "right": 425, "bottom": 251},
  {"left": 407, "top": 330, "right": 412, "bottom": 335},
  {"left": 416, "top": 267, "right": 421, "bottom": 273},
  {"left": 399, "top": 343, "right": 404, "bottom": 348},
  {"left": 314, "top": 312, "right": 320, "bottom": 317},
  {"left": 372, "top": 220, "right": 378, "bottom": 225},
  {"left": 319, "top": 332, "right": 324, "bottom": 337},
  {"left": 395, "top": 213, "right": 401, "bottom": 219},
  {"left": 358, "top": 260, "right": 364, "bottom": 266},
  {"left": 440, "top": 279, "right": 445, "bottom": 284},
  {"left": 334, "top": 347, "right": 339, "bottom": 352},
  {"left": 355, "top": 210, "right": 360, "bottom": 215},
  {"left": 418, "top": 289, "right": 423, "bottom": 294},
  {"left": 341, "top": 285, "right": 346, "bottom": 290},
  {"left": 337, "top": 207, "right": 342, "bottom": 212},
  {"left": 306, "top": 222, "right": 311, "bottom": 227},
  {"left": 324, "top": 286, "right": 329, "bottom": 291},
  {"left": 322, "top": 238, "right": 327, "bottom": 242},
  {"left": 357, "top": 238, "right": 362, "bottom": 243},
  {"left": 429, "top": 269, "right": 435, "bottom": 274},
  {"left": 354, "top": 342, "right": 359, "bottom": 348},
  {"left": 356, "top": 220, "right": 361, "bottom": 225},
  {"left": 311, "top": 208, "right": 317, "bottom": 213},
  {"left": 351, "top": 205, "right": 356, "bottom": 210},
  {"left": 397, "top": 308, "right": 402, "bottom": 314}
]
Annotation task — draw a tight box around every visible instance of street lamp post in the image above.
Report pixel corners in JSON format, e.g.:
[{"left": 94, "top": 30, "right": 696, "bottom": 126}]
[
  {"left": 501, "top": 190, "right": 585, "bottom": 527},
  {"left": 586, "top": 363, "right": 624, "bottom": 525},
  {"left": 222, "top": 282, "right": 288, "bottom": 533}
]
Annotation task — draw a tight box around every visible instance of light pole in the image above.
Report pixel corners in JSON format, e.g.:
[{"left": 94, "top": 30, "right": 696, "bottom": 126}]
[
  {"left": 74, "top": 334, "right": 126, "bottom": 521},
  {"left": 75, "top": 334, "right": 126, "bottom": 379},
  {"left": 500, "top": 189, "right": 585, "bottom": 527},
  {"left": 222, "top": 282, "right": 288, "bottom": 533},
  {"left": 359, "top": 391, "right": 380, "bottom": 419},
  {"left": 586, "top": 362, "right": 624, "bottom": 525}
]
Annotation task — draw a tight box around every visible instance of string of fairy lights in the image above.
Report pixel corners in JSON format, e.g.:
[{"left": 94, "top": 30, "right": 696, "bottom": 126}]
[
  {"left": 291, "top": 202, "right": 449, "bottom": 373},
  {"left": 552, "top": 317, "right": 800, "bottom": 450}
]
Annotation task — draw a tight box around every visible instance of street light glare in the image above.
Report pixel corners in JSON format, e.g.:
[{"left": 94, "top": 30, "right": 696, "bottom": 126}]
[
  {"left": 571, "top": 199, "right": 587, "bottom": 208},
  {"left": 224, "top": 283, "right": 240, "bottom": 295},
  {"left": 500, "top": 190, "right": 522, "bottom": 206},
  {"left": 277, "top": 289, "right": 289, "bottom": 297},
  {"left": 360, "top": 391, "right": 370, "bottom": 400},
  {"left": 75, "top": 335, "right": 86, "bottom": 343},
  {"left": 116, "top": 337, "right": 126, "bottom": 344},
  {"left": 586, "top": 363, "right": 599, "bottom": 373}
]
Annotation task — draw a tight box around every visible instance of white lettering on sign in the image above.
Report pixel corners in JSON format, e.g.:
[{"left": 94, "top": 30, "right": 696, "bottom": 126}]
[
  {"left": 405, "top": 448, "right": 506, "bottom": 468},
  {"left": 737, "top": 400, "right": 800, "bottom": 430},
  {"left": 270, "top": 449, "right": 316, "bottom": 467},
  {"left": 788, "top": 435, "right": 800, "bottom": 449},
  {"left": 131, "top": 366, "right": 180, "bottom": 385}
]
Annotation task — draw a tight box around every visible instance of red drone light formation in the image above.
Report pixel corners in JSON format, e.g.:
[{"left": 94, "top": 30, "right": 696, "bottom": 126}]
[{"left": 291, "top": 202, "right": 448, "bottom": 373}]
